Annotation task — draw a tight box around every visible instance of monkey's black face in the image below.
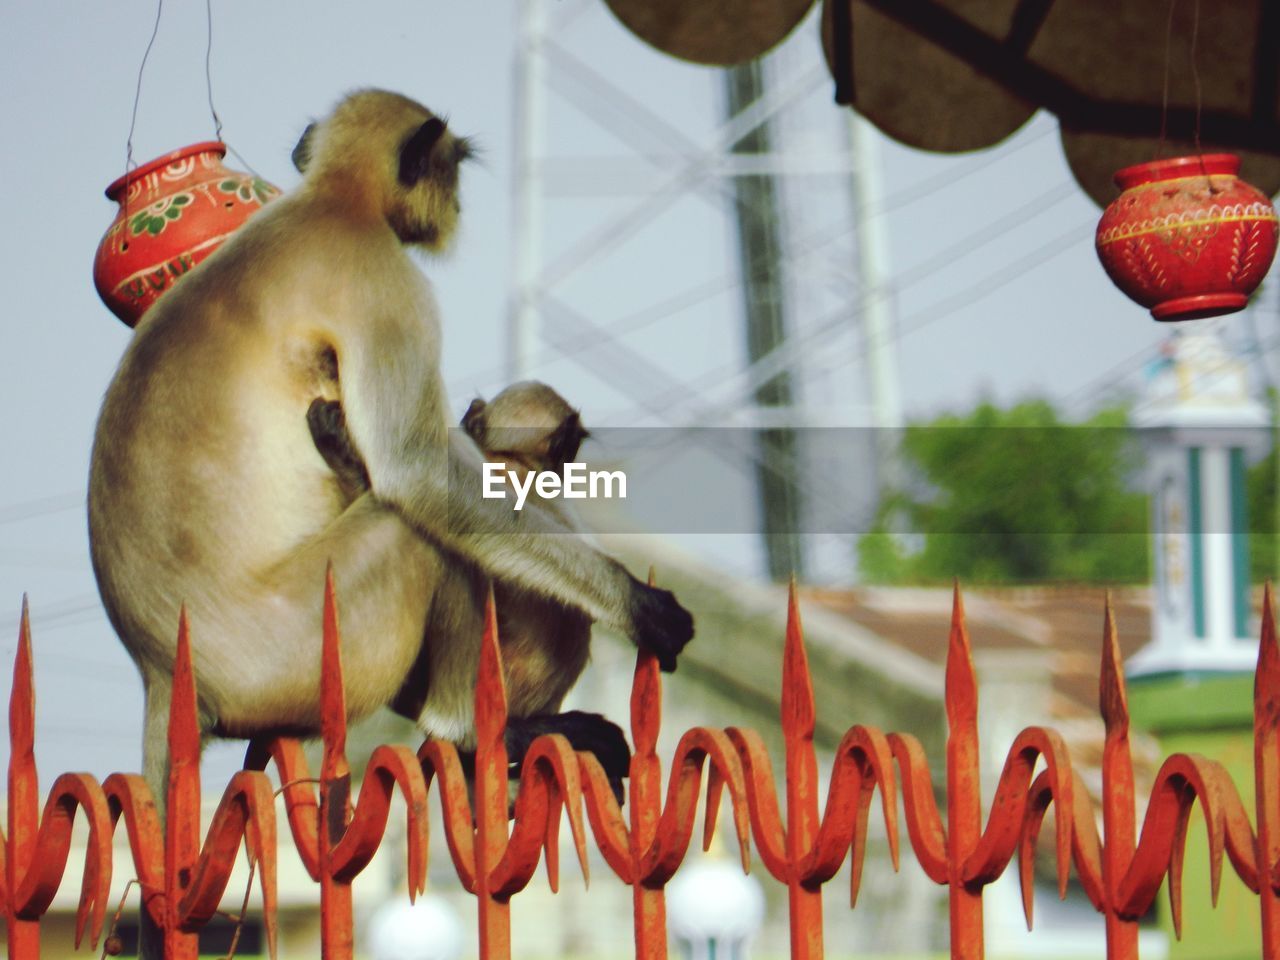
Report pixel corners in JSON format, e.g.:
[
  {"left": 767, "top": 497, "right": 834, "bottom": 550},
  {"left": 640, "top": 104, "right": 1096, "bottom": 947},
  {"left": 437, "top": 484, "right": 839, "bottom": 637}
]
[
  {"left": 398, "top": 118, "right": 474, "bottom": 188},
  {"left": 391, "top": 115, "right": 473, "bottom": 249},
  {"left": 547, "top": 413, "right": 588, "bottom": 468}
]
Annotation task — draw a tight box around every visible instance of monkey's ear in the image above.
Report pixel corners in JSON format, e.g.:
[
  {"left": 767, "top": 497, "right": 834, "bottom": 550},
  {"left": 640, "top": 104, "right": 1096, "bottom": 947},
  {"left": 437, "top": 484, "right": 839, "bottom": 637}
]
[
  {"left": 399, "top": 117, "right": 447, "bottom": 187},
  {"left": 292, "top": 123, "right": 317, "bottom": 173},
  {"left": 462, "top": 397, "right": 488, "bottom": 440},
  {"left": 549, "top": 412, "right": 589, "bottom": 467}
]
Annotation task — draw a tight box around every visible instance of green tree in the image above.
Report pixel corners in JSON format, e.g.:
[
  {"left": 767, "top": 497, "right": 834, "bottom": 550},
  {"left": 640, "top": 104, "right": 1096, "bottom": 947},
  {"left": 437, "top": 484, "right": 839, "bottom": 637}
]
[
  {"left": 1248, "top": 444, "right": 1278, "bottom": 582},
  {"left": 858, "top": 399, "right": 1149, "bottom": 584}
]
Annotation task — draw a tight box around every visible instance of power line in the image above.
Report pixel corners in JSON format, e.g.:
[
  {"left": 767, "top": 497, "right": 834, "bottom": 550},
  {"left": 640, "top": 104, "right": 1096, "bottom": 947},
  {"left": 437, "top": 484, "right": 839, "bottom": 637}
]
[
  {"left": 613, "top": 219, "right": 1095, "bottom": 427},
  {"left": 0, "top": 547, "right": 86, "bottom": 570},
  {"left": 470, "top": 177, "right": 1081, "bottom": 426},
  {"left": 494, "top": 156, "right": 1095, "bottom": 519},
  {"left": 1059, "top": 289, "right": 1280, "bottom": 417},
  {"left": 449, "top": 77, "right": 1061, "bottom": 400},
  {"left": 12, "top": 594, "right": 102, "bottom": 625},
  {"left": 1058, "top": 340, "right": 1164, "bottom": 415},
  {"left": 6, "top": 720, "right": 139, "bottom": 743},
  {"left": 0, "top": 492, "right": 81, "bottom": 526},
  {"left": 523, "top": 220, "right": 1094, "bottom": 538}
]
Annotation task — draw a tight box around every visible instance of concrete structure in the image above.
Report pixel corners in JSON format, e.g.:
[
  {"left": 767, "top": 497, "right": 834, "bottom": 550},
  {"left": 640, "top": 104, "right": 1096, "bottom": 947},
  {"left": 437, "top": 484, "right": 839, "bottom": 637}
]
[
  {"left": 1127, "top": 323, "right": 1271, "bottom": 960},
  {"left": 1130, "top": 325, "right": 1269, "bottom": 676}
]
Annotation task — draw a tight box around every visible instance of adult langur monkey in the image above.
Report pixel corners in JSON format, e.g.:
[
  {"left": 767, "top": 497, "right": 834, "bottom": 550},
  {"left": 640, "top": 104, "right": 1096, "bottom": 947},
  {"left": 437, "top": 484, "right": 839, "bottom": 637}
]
[
  {"left": 309, "top": 381, "right": 629, "bottom": 797},
  {"left": 88, "top": 91, "right": 692, "bottom": 826}
]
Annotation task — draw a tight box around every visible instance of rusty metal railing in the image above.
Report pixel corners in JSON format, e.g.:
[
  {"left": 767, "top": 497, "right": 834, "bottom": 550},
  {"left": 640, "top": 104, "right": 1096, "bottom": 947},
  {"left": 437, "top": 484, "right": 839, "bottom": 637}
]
[{"left": 4, "top": 575, "right": 1280, "bottom": 959}]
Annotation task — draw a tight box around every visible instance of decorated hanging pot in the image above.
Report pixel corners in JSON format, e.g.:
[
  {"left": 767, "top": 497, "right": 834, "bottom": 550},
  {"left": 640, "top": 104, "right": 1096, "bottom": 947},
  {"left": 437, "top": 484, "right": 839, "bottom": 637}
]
[
  {"left": 1095, "top": 154, "right": 1278, "bottom": 321},
  {"left": 93, "top": 142, "right": 281, "bottom": 327}
]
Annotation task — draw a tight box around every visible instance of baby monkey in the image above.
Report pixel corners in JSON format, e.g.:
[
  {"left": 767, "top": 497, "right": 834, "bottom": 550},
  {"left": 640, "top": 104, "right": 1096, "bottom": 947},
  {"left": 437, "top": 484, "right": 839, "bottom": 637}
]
[{"left": 308, "top": 382, "right": 628, "bottom": 796}]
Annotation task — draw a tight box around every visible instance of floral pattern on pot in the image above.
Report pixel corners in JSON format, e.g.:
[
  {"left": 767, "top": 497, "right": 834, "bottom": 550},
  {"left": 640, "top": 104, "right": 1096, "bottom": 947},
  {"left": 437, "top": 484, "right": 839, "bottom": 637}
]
[
  {"left": 218, "top": 178, "right": 277, "bottom": 206},
  {"left": 129, "top": 193, "right": 193, "bottom": 237}
]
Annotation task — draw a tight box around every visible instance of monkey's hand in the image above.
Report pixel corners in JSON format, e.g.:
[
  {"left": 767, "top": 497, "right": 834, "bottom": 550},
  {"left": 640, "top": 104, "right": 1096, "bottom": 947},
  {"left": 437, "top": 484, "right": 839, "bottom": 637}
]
[{"left": 628, "top": 577, "right": 694, "bottom": 672}]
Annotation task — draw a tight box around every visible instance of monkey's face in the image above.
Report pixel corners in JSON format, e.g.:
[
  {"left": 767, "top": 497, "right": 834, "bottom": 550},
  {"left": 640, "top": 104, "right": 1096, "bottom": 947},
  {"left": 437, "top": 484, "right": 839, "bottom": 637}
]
[
  {"left": 387, "top": 112, "right": 473, "bottom": 250},
  {"left": 293, "top": 89, "right": 474, "bottom": 252}
]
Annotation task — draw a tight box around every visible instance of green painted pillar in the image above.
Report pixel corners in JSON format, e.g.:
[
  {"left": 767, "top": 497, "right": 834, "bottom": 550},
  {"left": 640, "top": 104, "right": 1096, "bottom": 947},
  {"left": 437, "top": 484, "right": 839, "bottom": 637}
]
[{"left": 1133, "top": 327, "right": 1267, "bottom": 677}]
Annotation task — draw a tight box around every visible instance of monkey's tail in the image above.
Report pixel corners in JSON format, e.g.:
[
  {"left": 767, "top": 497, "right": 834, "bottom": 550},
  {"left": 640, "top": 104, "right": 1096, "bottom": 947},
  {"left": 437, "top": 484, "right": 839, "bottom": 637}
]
[
  {"left": 142, "top": 679, "right": 173, "bottom": 807},
  {"left": 139, "top": 678, "right": 172, "bottom": 960}
]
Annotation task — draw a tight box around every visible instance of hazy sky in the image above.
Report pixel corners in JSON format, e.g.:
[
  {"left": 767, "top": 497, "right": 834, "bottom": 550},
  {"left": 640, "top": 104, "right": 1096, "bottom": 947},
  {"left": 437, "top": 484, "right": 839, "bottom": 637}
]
[{"left": 1, "top": 0, "right": 1267, "bottom": 780}]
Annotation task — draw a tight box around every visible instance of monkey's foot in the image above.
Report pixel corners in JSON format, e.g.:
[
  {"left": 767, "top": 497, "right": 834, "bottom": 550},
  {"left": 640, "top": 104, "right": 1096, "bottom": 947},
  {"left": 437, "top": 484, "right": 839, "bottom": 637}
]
[
  {"left": 306, "top": 397, "right": 371, "bottom": 492},
  {"left": 506, "top": 711, "right": 630, "bottom": 805}
]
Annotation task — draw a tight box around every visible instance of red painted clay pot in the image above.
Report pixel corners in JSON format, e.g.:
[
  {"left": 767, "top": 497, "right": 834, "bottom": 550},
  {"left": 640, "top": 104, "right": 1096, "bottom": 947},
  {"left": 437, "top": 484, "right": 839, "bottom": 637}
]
[
  {"left": 1095, "top": 154, "right": 1278, "bottom": 321},
  {"left": 93, "top": 142, "right": 281, "bottom": 327}
]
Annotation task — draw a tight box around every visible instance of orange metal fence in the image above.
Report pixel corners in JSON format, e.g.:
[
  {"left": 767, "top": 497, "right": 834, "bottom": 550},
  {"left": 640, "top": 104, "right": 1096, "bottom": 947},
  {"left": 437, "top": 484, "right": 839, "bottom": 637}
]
[{"left": 4, "top": 573, "right": 1280, "bottom": 959}]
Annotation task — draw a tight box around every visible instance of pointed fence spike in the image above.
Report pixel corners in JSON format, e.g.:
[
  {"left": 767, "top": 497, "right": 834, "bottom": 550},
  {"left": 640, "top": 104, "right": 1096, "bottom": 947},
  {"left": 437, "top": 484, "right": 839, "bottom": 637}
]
[
  {"left": 407, "top": 819, "right": 426, "bottom": 902},
  {"left": 849, "top": 850, "right": 867, "bottom": 909},
  {"left": 1020, "top": 853, "right": 1036, "bottom": 932},
  {"left": 703, "top": 767, "right": 726, "bottom": 854},
  {"left": 1210, "top": 838, "right": 1224, "bottom": 908},
  {"left": 474, "top": 585, "right": 508, "bottom": 747},
  {"left": 170, "top": 605, "right": 200, "bottom": 770},
  {"left": 781, "top": 578, "right": 816, "bottom": 741},
  {"left": 544, "top": 812, "right": 561, "bottom": 894},
  {"left": 567, "top": 795, "right": 591, "bottom": 891},
  {"left": 1169, "top": 856, "right": 1185, "bottom": 941},
  {"left": 1257, "top": 583, "right": 1279, "bottom": 724},
  {"left": 1100, "top": 593, "right": 1130, "bottom": 736},
  {"left": 318, "top": 563, "right": 353, "bottom": 853},
  {"left": 168, "top": 603, "right": 203, "bottom": 913},
  {"left": 74, "top": 869, "right": 92, "bottom": 948},
  {"left": 9, "top": 595, "right": 38, "bottom": 876},
  {"left": 945, "top": 582, "right": 978, "bottom": 730},
  {"left": 320, "top": 563, "right": 347, "bottom": 758},
  {"left": 630, "top": 568, "right": 662, "bottom": 756},
  {"left": 11, "top": 594, "right": 35, "bottom": 767}
]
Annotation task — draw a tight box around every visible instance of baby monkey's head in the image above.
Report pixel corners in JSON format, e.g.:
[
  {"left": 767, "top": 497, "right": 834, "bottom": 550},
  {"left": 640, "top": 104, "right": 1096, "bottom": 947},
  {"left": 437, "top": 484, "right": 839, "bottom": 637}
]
[{"left": 462, "top": 381, "right": 588, "bottom": 475}]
